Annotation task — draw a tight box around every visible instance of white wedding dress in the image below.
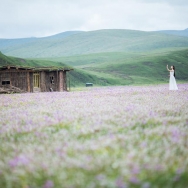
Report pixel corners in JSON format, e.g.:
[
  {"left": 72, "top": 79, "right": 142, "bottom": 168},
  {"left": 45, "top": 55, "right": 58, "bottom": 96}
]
[{"left": 169, "top": 71, "right": 178, "bottom": 90}]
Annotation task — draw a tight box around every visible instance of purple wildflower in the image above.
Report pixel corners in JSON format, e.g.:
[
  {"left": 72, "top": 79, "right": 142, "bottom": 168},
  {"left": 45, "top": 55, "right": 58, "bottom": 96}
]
[
  {"left": 9, "top": 155, "right": 30, "bottom": 168},
  {"left": 129, "top": 176, "right": 140, "bottom": 184},
  {"left": 43, "top": 180, "right": 54, "bottom": 188},
  {"left": 116, "top": 177, "right": 127, "bottom": 188}
]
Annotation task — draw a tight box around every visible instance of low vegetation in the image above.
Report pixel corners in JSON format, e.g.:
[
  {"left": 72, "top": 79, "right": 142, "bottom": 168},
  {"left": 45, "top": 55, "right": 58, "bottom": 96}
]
[{"left": 0, "top": 84, "right": 188, "bottom": 187}]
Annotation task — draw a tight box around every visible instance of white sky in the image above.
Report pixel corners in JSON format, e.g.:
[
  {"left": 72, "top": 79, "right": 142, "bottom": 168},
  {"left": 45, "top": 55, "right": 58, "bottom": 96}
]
[{"left": 0, "top": 0, "right": 188, "bottom": 38}]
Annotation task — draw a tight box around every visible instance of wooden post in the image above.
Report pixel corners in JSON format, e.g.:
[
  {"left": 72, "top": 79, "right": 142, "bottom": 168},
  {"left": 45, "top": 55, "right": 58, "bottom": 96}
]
[
  {"left": 56, "top": 70, "right": 59, "bottom": 91},
  {"left": 27, "top": 72, "right": 30, "bottom": 92},
  {"left": 59, "top": 71, "right": 63, "bottom": 92},
  {"left": 63, "top": 71, "right": 67, "bottom": 91},
  {"left": 40, "top": 71, "right": 45, "bottom": 92}
]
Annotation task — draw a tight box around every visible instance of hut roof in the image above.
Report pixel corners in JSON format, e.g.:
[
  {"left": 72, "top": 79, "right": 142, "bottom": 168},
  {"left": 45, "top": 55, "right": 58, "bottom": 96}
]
[
  {"left": 34, "top": 66, "right": 73, "bottom": 71},
  {"left": 0, "top": 65, "right": 73, "bottom": 71}
]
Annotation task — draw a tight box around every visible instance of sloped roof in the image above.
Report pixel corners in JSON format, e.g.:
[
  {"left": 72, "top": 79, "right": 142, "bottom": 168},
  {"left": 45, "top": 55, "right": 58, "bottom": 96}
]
[
  {"left": 0, "top": 65, "right": 73, "bottom": 71},
  {"left": 34, "top": 66, "right": 73, "bottom": 71}
]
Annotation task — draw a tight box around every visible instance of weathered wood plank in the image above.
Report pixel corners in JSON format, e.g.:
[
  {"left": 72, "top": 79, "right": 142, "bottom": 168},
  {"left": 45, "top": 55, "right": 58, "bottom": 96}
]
[{"left": 27, "top": 72, "right": 30, "bottom": 92}]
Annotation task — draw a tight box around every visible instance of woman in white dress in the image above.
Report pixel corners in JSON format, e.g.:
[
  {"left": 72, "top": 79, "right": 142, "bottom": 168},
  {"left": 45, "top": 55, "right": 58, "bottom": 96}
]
[{"left": 166, "top": 65, "right": 178, "bottom": 90}]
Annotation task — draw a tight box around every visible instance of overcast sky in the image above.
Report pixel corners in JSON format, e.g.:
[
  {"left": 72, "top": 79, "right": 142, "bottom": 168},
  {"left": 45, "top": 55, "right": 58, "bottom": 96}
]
[{"left": 0, "top": 0, "right": 188, "bottom": 38}]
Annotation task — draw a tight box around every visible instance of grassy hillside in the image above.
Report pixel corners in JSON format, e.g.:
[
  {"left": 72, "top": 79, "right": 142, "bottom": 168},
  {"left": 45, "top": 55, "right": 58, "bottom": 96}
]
[
  {"left": 87, "top": 49, "right": 188, "bottom": 85},
  {"left": 1, "top": 29, "right": 188, "bottom": 58},
  {"left": 96, "top": 49, "right": 188, "bottom": 84},
  {"left": 46, "top": 49, "right": 188, "bottom": 86},
  {"left": 0, "top": 51, "right": 68, "bottom": 68},
  {"left": 45, "top": 47, "right": 187, "bottom": 67}
]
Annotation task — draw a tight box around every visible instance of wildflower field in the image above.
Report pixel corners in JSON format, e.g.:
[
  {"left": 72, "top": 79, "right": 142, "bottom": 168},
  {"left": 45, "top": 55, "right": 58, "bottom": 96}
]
[{"left": 0, "top": 84, "right": 188, "bottom": 188}]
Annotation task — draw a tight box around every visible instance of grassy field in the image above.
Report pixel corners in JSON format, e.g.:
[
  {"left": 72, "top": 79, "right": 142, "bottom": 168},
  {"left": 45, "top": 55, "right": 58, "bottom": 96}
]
[{"left": 0, "top": 84, "right": 188, "bottom": 188}]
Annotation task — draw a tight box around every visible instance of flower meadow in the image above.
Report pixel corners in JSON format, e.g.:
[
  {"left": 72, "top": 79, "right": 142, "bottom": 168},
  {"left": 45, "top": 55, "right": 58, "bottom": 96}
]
[{"left": 0, "top": 84, "right": 188, "bottom": 188}]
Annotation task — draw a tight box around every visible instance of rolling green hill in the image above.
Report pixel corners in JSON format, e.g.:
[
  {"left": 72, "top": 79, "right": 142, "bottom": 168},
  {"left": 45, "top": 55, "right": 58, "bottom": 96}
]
[
  {"left": 1, "top": 29, "right": 188, "bottom": 58},
  {"left": 45, "top": 48, "right": 188, "bottom": 86},
  {"left": 0, "top": 51, "right": 67, "bottom": 68},
  {"left": 45, "top": 47, "right": 187, "bottom": 68},
  {"left": 1, "top": 48, "right": 188, "bottom": 88}
]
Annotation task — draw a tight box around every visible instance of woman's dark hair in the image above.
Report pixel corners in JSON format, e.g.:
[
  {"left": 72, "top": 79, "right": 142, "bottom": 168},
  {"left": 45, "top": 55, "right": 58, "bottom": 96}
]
[{"left": 172, "top": 65, "right": 176, "bottom": 77}]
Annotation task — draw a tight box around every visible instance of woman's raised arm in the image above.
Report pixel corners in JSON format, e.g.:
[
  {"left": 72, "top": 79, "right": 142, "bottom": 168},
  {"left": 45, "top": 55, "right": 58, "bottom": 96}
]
[{"left": 166, "top": 65, "right": 170, "bottom": 71}]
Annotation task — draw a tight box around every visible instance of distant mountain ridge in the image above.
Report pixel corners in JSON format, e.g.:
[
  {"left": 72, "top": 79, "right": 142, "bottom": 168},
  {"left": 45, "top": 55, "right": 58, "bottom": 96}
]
[
  {"left": 157, "top": 28, "right": 188, "bottom": 37},
  {"left": 46, "top": 31, "right": 84, "bottom": 39},
  {"left": 0, "top": 29, "right": 188, "bottom": 58},
  {"left": 0, "top": 31, "right": 83, "bottom": 49}
]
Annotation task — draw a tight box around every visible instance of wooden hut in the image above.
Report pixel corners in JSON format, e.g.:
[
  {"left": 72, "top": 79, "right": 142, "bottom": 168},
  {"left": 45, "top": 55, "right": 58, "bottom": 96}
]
[{"left": 0, "top": 66, "right": 72, "bottom": 93}]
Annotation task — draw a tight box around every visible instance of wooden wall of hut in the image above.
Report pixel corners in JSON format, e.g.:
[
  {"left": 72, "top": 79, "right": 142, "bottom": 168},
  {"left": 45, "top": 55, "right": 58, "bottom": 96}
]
[
  {"left": 29, "top": 73, "right": 33, "bottom": 92},
  {"left": 0, "top": 69, "right": 32, "bottom": 92},
  {"left": 0, "top": 72, "right": 11, "bottom": 86},
  {"left": 42, "top": 71, "right": 59, "bottom": 92},
  {"left": 40, "top": 71, "right": 46, "bottom": 92},
  {"left": 0, "top": 68, "right": 70, "bottom": 93}
]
